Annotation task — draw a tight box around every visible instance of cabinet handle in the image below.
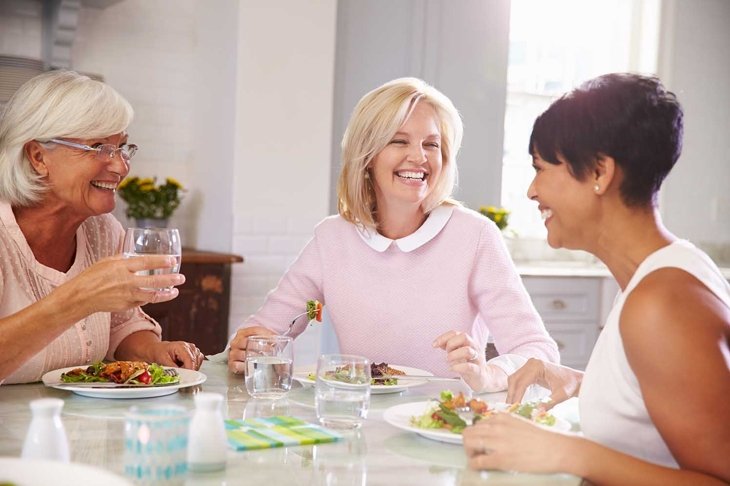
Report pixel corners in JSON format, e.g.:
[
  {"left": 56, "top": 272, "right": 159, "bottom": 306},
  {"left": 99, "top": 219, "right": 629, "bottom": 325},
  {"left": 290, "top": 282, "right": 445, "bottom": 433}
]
[
  {"left": 555, "top": 340, "right": 565, "bottom": 351},
  {"left": 551, "top": 299, "right": 567, "bottom": 310}
]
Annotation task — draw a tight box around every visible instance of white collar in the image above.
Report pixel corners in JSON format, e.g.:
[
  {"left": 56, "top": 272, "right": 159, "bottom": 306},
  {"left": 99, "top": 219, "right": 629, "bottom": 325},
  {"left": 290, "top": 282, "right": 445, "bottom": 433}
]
[{"left": 356, "top": 204, "right": 455, "bottom": 253}]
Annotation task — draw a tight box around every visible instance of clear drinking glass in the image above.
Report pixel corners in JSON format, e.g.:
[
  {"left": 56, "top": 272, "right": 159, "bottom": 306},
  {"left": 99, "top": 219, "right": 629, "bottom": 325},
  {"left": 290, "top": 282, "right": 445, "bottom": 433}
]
[
  {"left": 122, "top": 227, "right": 182, "bottom": 289},
  {"left": 244, "top": 335, "right": 294, "bottom": 399},
  {"left": 315, "top": 354, "right": 371, "bottom": 429}
]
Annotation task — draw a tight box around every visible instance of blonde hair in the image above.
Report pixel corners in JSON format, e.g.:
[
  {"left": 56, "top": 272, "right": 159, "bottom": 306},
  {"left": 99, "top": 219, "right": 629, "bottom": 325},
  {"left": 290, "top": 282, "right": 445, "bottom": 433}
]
[
  {"left": 337, "top": 77, "right": 463, "bottom": 230},
  {"left": 0, "top": 70, "right": 134, "bottom": 206}
]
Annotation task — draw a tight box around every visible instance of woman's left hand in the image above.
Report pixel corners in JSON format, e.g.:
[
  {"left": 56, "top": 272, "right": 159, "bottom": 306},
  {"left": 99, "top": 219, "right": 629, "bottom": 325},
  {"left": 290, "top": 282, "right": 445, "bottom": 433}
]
[
  {"left": 432, "top": 330, "right": 506, "bottom": 391},
  {"left": 146, "top": 341, "right": 205, "bottom": 370},
  {"left": 462, "top": 412, "right": 573, "bottom": 473}
]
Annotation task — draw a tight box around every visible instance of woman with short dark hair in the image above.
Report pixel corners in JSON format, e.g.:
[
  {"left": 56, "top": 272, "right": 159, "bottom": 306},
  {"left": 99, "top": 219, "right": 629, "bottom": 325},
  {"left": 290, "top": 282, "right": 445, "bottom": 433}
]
[{"left": 463, "top": 73, "right": 730, "bottom": 484}]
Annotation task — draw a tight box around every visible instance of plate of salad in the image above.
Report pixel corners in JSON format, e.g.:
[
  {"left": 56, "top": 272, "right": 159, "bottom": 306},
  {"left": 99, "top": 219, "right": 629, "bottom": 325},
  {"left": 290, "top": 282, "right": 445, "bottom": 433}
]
[
  {"left": 42, "top": 361, "right": 206, "bottom": 399},
  {"left": 292, "top": 363, "right": 433, "bottom": 395},
  {"left": 383, "top": 391, "right": 570, "bottom": 444}
]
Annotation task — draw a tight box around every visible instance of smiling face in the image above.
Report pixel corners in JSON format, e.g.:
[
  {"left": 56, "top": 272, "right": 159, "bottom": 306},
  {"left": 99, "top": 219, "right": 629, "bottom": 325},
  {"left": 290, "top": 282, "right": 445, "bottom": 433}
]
[
  {"left": 33, "top": 132, "right": 130, "bottom": 221},
  {"left": 368, "top": 102, "right": 443, "bottom": 215},
  {"left": 527, "top": 151, "right": 598, "bottom": 250}
]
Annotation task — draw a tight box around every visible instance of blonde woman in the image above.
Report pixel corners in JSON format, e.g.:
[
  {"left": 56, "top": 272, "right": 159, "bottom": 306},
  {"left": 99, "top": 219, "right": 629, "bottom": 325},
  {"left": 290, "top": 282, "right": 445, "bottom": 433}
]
[
  {"left": 229, "top": 77, "right": 558, "bottom": 391},
  {"left": 0, "top": 70, "right": 203, "bottom": 384}
]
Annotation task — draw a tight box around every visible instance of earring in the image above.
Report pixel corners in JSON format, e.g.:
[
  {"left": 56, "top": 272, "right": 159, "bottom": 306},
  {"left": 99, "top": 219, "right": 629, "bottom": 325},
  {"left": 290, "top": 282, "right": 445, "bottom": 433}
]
[
  {"left": 594, "top": 184, "right": 600, "bottom": 192},
  {"left": 364, "top": 171, "right": 370, "bottom": 179}
]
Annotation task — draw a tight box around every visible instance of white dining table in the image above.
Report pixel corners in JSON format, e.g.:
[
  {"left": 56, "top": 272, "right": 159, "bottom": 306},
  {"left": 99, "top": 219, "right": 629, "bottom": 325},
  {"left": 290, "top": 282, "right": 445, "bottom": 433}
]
[{"left": 0, "top": 361, "right": 582, "bottom": 485}]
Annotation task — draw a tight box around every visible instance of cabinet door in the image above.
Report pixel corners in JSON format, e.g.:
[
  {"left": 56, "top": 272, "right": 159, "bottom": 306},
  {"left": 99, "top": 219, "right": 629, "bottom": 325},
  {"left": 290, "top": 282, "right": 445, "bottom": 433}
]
[
  {"left": 143, "top": 262, "right": 232, "bottom": 356},
  {"left": 523, "top": 277, "right": 601, "bottom": 370},
  {"left": 543, "top": 323, "right": 599, "bottom": 370},
  {"left": 523, "top": 277, "right": 600, "bottom": 322}
]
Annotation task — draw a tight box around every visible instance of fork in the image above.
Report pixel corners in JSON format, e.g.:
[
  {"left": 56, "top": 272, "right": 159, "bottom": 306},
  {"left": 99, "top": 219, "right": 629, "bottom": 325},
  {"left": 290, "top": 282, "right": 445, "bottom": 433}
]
[
  {"left": 455, "top": 405, "right": 477, "bottom": 425},
  {"left": 283, "top": 311, "right": 310, "bottom": 336}
]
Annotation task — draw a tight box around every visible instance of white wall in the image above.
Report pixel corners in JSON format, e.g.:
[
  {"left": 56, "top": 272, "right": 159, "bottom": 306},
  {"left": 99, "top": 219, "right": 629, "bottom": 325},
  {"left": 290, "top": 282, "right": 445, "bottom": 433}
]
[
  {"left": 230, "top": 1, "right": 337, "bottom": 342},
  {"left": 0, "top": 1, "right": 42, "bottom": 58},
  {"left": 72, "top": 0, "right": 239, "bottom": 251},
  {"left": 658, "top": 0, "right": 730, "bottom": 254},
  {"left": 331, "top": 0, "right": 510, "bottom": 212}
]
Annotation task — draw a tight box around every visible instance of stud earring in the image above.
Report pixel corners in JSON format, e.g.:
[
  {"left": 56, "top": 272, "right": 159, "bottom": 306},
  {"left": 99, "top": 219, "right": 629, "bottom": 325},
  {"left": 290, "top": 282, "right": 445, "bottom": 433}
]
[
  {"left": 364, "top": 172, "right": 370, "bottom": 179},
  {"left": 594, "top": 184, "right": 600, "bottom": 192}
]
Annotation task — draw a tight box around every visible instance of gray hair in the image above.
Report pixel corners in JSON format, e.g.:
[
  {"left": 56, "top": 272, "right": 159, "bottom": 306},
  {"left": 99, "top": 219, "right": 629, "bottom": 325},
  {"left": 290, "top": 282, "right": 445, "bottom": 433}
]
[{"left": 0, "top": 70, "right": 134, "bottom": 206}]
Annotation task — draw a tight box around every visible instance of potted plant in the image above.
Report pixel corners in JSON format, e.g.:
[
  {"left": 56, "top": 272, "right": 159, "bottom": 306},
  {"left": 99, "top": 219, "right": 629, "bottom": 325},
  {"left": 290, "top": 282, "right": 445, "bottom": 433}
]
[
  {"left": 117, "top": 176, "right": 184, "bottom": 228},
  {"left": 479, "top": 205, "right": 510, "bottom": 231}
]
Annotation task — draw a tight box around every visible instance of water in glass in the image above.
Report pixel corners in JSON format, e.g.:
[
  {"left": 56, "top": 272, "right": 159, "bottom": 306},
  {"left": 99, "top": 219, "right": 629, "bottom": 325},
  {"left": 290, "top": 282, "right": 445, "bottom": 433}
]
[
  {"left": 315, "top": 354, "right": 371, "bottom": 429},
  {"left": 122, "top": 227, "right": 182, "bottom": 290},
  {"left": 244, "top": 335, "right": 293, "bottom": 399},
  {"left": 244, "top": 356, "right": 293, "bottom": 399}
]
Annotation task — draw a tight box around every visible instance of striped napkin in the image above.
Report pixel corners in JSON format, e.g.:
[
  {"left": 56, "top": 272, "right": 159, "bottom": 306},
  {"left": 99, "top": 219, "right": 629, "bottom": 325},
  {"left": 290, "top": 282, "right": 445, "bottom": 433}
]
[{"left": 225, "top": 416, "right": 343, "bottom": 451}]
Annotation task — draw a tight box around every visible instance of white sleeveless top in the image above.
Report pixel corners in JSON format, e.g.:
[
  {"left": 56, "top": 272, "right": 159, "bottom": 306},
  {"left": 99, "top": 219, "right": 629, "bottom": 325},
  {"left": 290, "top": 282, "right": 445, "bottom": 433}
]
[{"left": 579, "top": 240, "right": 730, "bottom": 467}]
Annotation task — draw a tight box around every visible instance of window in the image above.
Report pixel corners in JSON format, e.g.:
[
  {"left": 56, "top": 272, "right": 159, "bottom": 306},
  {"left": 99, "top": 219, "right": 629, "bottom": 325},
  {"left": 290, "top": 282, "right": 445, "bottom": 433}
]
[{"left": 501, "top": 0, "right": 661, "bottom": 238}]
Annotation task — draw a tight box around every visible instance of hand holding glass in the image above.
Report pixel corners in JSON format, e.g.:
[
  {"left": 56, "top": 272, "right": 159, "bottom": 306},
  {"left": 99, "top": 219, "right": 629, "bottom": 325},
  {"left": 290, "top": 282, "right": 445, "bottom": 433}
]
[
  {"left": 123, "top": 227, "right": 181, "bottom": 290},
  {"left": 244, "top": 335, "right": 294, "bottom": 399},
  {"left": 315, "top": 354, "right": 371, "bottom": 429}
]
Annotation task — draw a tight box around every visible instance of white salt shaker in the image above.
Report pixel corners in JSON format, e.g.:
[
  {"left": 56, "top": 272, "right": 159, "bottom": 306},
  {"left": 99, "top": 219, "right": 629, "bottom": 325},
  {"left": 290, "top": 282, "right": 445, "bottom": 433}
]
[
  {"left": 187, "top": 392, "right": 227, "bottom": 472},
  {"left": 21, "top": 398, "right": 70, "bottom": 462}
]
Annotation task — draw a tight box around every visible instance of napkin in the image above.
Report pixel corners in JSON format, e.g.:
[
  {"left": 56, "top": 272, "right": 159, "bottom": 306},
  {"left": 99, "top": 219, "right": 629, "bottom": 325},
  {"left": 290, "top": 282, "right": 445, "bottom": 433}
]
[
  {"left": 206, "top": 346, "right": 229, "bottom": 363},
  {"left": 225, "top": 416, "right": 343, "bottom": 451}
]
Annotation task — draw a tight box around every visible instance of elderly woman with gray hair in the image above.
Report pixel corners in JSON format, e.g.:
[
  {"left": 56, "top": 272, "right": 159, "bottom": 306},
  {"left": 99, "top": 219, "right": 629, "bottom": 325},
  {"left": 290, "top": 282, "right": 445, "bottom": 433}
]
[{"left": 0, "top": 70, "right": 203, "bottom": 384}]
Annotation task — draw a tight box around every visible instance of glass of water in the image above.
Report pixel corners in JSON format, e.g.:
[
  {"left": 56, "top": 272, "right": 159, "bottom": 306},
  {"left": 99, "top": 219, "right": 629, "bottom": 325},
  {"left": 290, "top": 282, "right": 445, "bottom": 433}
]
[
  {"left": 244, "top": 335, "right": 294, "bottom": 399},
  {"left": 122, "top": 227, "right": 182, "bottom": 289},
  {"left": 315, "top": 354, "right": 371, "bottom": 429}
]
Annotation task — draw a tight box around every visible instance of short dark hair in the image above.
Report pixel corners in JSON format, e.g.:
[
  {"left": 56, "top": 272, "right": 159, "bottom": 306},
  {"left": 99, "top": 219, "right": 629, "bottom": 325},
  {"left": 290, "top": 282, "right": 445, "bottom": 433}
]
[{"left": 528, "top": 73, "right": 684, "bottom": 207}]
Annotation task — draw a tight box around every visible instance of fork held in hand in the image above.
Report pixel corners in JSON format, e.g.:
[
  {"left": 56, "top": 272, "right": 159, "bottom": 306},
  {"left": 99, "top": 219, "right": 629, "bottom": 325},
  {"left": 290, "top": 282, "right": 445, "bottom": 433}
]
[{"left": 283, "top": 311, "right": 309, "bottom": 336}]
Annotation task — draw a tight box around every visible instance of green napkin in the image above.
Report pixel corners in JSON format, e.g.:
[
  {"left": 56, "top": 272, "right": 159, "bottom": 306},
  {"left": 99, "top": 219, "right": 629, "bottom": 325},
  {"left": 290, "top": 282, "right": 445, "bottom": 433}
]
[{"left": 225, "top": 416, "right": 343, "bottom": 451}]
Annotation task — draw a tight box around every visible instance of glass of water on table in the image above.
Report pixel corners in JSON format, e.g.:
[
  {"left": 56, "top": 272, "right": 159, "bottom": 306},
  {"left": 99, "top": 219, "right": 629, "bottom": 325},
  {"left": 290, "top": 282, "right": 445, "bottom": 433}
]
[
  {"left": 122, "top": 227, "right": 182, "bottom": 288},
  {"left": 244, "top": 335, "right": 294, "bottom": 399},
  {"left": 315, "top": 354, "right": 371, "bottom": 429}
]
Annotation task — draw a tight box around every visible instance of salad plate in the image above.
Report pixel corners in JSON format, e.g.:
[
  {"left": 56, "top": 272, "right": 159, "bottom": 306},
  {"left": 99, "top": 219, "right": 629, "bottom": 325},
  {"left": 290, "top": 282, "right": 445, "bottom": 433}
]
[
  {"left": 292, "top": 364, "right": 433, "bottom": 395},
  {"left": 42, "top": 366, "right": 206, "bottom": 399},
  {"left": 383, "top": 401, "right": 571, "bottom": 445}
]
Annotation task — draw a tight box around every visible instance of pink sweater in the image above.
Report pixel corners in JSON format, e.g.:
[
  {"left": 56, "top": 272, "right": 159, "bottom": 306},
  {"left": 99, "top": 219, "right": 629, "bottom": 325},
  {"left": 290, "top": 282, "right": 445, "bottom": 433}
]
[
  {"left": 241, "top": 205, "right": 558, "bottom": 377},
  {"left": 0, "top": 201, "right": 161, "bottom": 384}
]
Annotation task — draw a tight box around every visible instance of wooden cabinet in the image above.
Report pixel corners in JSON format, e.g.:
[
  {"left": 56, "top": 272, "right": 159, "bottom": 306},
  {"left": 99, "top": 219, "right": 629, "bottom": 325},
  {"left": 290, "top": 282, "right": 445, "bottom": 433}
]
[
  {"left": 143, "top": 248, "right": 243, "bottom": 355},
  {"left": 522, "top": 276, "right": 604, "bottom": 370}
]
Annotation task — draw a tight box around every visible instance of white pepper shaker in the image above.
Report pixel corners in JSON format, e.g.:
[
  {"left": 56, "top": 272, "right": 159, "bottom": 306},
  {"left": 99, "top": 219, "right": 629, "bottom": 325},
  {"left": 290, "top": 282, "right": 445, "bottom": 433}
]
[
  {"left": 187, "top": 392, "right": 227, "bottom": 472},
  {"left": 21, "top": 398, "right": 70, "bottom": 462}
]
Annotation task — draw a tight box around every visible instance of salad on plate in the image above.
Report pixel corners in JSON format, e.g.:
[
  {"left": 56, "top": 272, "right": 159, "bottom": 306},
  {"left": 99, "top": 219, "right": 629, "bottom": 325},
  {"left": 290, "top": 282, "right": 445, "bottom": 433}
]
[
  {"left": 411, "top": 390, "right": 557, "bottom": 434},
  {"left": 60, "top": 361, "right": 180, "bottom": 386},
  {"left": 306, "top": 361, "right": 407, "bottom": 386}
]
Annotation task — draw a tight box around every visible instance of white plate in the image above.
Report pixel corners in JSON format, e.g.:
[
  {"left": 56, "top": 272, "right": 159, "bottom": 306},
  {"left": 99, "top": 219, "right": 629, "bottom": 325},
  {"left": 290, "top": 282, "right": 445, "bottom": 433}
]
[
  {"left": 0, "top": 457, "right": 132, "bottom": 486},
  {"left": 292, "top": 364, "right": 433, "bottom": 395},
  {"left": 42, "top": 366, "right": 206, "bottom": 399},
  {"left": 383, "top": 401, "right": 571, "bottom": 445}
]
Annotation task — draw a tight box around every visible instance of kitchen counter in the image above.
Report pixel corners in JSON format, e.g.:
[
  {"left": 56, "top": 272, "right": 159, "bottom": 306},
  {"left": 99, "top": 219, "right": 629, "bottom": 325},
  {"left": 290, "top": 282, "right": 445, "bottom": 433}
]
[
  {"left": 515, "top": 261, "right": 612, "bottom": 278},
  {"left": 515, "top": 260, "right": 730, "bottom": 280}
]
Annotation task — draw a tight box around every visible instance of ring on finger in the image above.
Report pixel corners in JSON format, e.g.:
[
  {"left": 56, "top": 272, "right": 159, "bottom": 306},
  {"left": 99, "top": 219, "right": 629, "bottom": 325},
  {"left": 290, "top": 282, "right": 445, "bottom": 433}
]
[
  {"left": 479, "top": 438, "right": 489, "bottom": 455},
  {"left": 468, "top": 347, "right": 479, "bottom": 362}
]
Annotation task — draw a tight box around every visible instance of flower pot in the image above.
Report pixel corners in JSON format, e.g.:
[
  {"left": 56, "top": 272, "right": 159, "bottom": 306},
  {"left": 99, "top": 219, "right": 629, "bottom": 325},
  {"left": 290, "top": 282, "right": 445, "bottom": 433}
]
[{"left": 134, "top": 218, "right": 169, "bottom": 229}]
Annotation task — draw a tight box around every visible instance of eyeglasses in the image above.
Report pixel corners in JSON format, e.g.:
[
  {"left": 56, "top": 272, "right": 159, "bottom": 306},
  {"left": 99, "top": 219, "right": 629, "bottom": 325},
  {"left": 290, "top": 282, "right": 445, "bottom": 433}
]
[{"left": 46, "top": 138, "right": 138, "bottom": 162}]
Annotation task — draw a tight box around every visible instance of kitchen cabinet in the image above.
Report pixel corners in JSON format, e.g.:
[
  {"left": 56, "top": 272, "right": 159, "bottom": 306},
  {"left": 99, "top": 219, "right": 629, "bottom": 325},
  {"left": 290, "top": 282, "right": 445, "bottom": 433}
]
[
  {"left": 142, "top": 248, "right": 243, "bottom": 355},
  {"left": 522, "top": 276, "right": 616, "bottom": 370}
]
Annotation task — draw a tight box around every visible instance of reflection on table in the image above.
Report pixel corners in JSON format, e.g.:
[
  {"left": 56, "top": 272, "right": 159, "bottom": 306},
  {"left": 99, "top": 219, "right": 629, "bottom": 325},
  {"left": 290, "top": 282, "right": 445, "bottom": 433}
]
[{"left": 0, "top": 362, "right": 582, "bottom": 485}]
